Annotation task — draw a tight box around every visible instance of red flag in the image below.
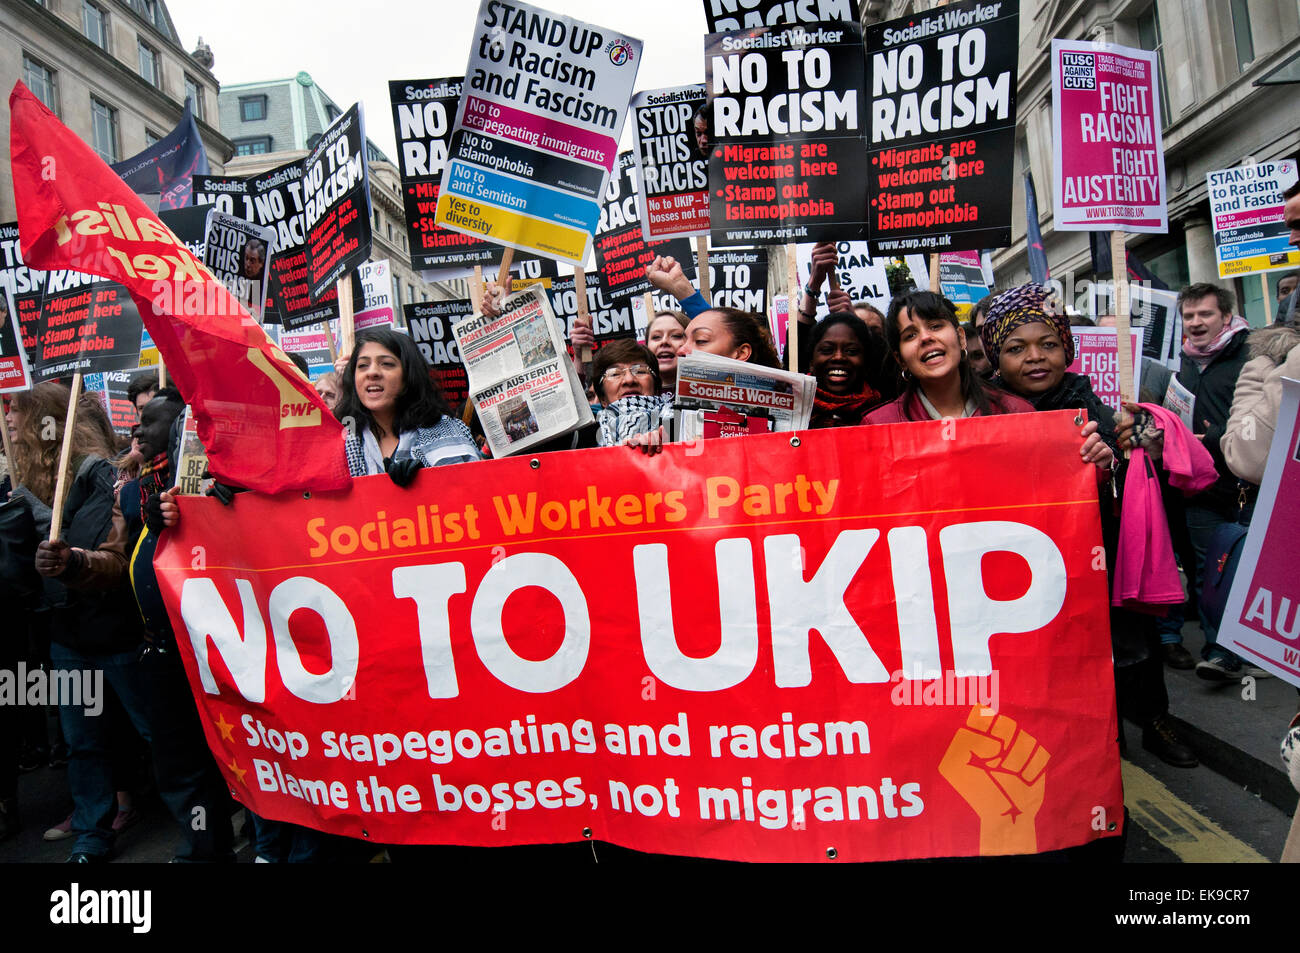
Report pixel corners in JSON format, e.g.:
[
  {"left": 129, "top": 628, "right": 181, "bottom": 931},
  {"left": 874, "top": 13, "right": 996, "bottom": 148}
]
[{"left": 9, "top": 82, "right": 349, "bottom": 494}]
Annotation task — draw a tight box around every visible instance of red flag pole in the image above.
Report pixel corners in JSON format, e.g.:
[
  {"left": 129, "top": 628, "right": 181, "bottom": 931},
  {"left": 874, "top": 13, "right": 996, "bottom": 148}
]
[{"left": 48, "top": 372, "right": 82, "bottom": 542}]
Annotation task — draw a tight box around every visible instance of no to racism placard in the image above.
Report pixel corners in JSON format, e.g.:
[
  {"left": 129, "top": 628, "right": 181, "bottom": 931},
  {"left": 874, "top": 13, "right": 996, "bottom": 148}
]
[
  {"left": 699, "top": 247, "right": 768, "bottom": 313},
  {"left": 434, "top": 0, "right": 643, "bottom": 266},
  {"left": 406, "top": 298, "right": 471, "bottom": 408},
  {"left": 707, "top": 21, "right": 867, "bottom": 246},
  {"left": 0, "top": 284, "right": 32, "bottom": 392},
  {"left": 631, "top": 85, "right": 710, "bottom": 241},
  {"left": 1051, "top": 39, "right": 1167, "bottom": 233},
  {"left": 704, "top": 0, "right": 858, "bottom": 31},
  {"left": 157, "top": 413, "right": 1121, "bottom": 861},
  {"left": 1207, "top": 159, "right": 1300, "bottom": 279},
  {"left": 865, "top": 0, "right": 1018, "bottom": 255},
  {"left": 1, "top": 222, "right": 46, "bottom": 363},
  {"left": 595, "top": 152, "right": 697, "bottom": 299},
  {"left": 302, "top": 103, "right": 373, "bottom": 300},
  {"left": 1220, "top": 380, "right": 1300, "bottom": 686},
  {"left": 390, "top": 77, "right": 499, "bottom": 272}
]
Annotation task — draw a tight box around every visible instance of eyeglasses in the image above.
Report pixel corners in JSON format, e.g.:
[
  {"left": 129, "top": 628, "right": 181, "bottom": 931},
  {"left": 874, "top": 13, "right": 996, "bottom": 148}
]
[{"left": 601, "top": 364, "right": 654, "bottom": 382}]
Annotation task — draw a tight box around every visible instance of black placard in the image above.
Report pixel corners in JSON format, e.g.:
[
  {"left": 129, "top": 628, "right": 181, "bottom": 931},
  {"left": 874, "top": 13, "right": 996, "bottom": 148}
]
[
  {"left": 706, "top": 22, "right": 868, "bottom": 246},
  {"left": 865, "top": 0, "right": 1019, "bottom": 254},
  {"left": 595, "top": 153, "right": 697, "bottom": 299},
  {"left": 303, "top": 103, "right": 373, "bottom": 299},
  {"left": 703, "top": 0, "right": 859, "bottom": 32},
  {"left": 34, "top": 272, "right": 144, "bottom": 380},
  {"left": 405, "top": 299, "right": 470, "bottom": 407}
]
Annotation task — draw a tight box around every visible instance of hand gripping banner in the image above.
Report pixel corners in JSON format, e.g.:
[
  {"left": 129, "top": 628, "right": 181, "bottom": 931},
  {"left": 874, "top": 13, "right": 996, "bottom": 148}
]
[{"left": 156, "top": 413, "right": 1122, "bottom": 861}]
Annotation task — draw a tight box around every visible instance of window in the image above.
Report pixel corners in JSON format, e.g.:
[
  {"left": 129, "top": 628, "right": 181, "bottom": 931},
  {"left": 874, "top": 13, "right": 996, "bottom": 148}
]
[
  {"left": 83, "top": 1, "right": 109, "bottom": 50},
  {"left": 1229, "top": 0, "right": 1254, "bottom": 71},
  {"left": 90, "top": 96, "right": 119, "bottom": 162},
  {"left": 239, "top": 95, "right": 266, "bottom": 122},
  {"left": 22, "top": 54, "right": 58, "bottom": 114},
  {"left": 373, "top": 210, "right": 382, "bottom": 229},
  {"left": 138, "top": 39, "right": 160, "bottom": 87},
  {"left": 233, "top": 136, "right": 271, "bottom": 156},
  {"left": 145, "top": 128, "right": 161, "bottom": 146},
  {"left": 1135, "top": 4, "right": 1171, "bottom": 126},
  {"left": 387, "top": 223, "right": 394, "bottom": 241},
  {"left": 184, "top": 76, "right": 204, "bottom": 119},
  {"left": 141, "top": 0, "right": 166, "bottom": 31}
]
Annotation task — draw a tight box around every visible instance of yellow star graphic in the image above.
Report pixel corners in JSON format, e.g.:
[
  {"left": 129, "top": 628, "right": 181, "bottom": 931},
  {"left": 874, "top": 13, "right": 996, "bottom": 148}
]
[
  {"left": 226, "top": 758, "right": 247, "bottom": 786},
  {"left": 215, "top": 713, "right": 235, "bottom": 743}
]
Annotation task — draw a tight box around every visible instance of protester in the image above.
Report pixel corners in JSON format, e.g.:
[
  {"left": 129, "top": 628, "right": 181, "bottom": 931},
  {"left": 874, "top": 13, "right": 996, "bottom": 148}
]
[
  {"left": 676, "top": 306, "right": 782, "bottom": 368},
  {"left": 969, "top": 293, "right": 994, "bottom": 329},
  {"left": 592, "top": 339, "right": 672, "bottom": 448},
  {"left": 808, "top": 313, "right": 886, "bottom": 427},
  {"left": 853, "top": 302, "right": 885, "bottom": 335},
  {"left": 789, "top": 242, "right": 854, "bottom": 374},
  {"left": 1168, "top": 283, "right": 1254, "bottom": 681},
  {"left": 963, "top": 322, "right": 994, "bottom": 379},
  {"left": 335, "top": 327, "right": 480, "bottom": 480},
  {"left": 1221, "top": 302, "right": 1300, "bottom": 486},
  {"left": 645, "top": 311, "right": 688, "bottom": 394},
  {"left": 127, "top": 373, "right": 159, "bottom": 420},
  {"left": 864, "top": 291, "right": 1034, "bottom": 423},
  {"left": 983, "top": 283, "right": 1196, "bottom": 768},
  {"left": 314, "top": 371, "right": 342, "bottom": 413},
  {"left": 1274, "top": 268, "right": 1298, "bottom": 325}
]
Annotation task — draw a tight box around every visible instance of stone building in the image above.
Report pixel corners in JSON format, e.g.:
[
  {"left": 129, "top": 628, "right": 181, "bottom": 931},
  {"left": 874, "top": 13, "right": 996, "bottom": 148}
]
[
  {"left": 0, "top": 0, "right": 233, "bottom": 221},
  {"left": 866, "top": 0, "right": 1300, "bottom": 324},
  {"left": 218, "top": 72, "right": 466, "bottom": 313}
]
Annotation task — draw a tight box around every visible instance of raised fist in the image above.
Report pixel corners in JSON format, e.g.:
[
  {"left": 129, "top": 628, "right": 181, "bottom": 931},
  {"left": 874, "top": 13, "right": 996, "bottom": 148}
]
[{"left": 939, "top": 705, "right": 1050, "bottom": 855}]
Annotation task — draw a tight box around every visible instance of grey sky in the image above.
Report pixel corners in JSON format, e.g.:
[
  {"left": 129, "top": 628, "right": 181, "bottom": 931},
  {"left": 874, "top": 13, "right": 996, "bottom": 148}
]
[{"left": 164, "top": 0, "right": 711, "bottom": 160}]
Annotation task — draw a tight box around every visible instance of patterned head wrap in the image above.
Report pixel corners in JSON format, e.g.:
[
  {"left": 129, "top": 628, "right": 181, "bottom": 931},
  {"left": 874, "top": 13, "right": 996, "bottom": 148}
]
[{"left": 980, "top": 283, "right": 1074, "bottom": 369}]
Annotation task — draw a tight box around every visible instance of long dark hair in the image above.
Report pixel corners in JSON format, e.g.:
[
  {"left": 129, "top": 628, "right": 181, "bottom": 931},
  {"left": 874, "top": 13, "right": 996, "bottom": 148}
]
[
  {"left": 335, "top": 327, "right": 451, "bottom": 436},
  {"left": 884, "top": 291, "right": 1001, "bottom": 416},
  {"left": 706, "top": 307, "right": 781, "bottom": 368}
]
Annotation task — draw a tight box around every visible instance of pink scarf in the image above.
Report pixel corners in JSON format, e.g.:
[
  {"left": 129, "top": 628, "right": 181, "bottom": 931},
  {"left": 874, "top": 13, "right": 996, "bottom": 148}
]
[{"left": 1183, "top": 314, "right": 1249, "bottom": 368}]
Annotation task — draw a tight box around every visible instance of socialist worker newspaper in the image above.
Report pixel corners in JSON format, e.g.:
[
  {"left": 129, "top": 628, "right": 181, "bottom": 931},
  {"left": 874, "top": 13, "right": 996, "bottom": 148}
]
[
  {"left": 674, "top": 350, "right": 814, "bottom": 441},
  {"left": 453, "top": 283, "right": 593, "bottom": 457}
]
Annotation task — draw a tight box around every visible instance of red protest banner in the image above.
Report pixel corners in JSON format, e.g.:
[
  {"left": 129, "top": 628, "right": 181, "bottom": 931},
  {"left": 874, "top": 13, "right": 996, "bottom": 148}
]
[
  {"left": 9, "top": 81, "right": 348, "bottom": 494},
  {"left": 156, "top": 413, "right": 1121, "bottom": 861}
]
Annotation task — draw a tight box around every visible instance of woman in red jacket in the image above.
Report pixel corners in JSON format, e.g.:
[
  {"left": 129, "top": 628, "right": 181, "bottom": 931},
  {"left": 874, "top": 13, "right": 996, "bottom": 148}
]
[{"left": 864, "top": 291, "right": 1034, "bottom": 423}]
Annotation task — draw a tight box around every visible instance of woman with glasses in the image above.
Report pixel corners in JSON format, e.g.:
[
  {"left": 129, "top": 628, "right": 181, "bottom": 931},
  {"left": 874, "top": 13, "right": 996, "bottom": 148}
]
[{"left": 591, "top": 339, "right": 672, "bottom": 449}]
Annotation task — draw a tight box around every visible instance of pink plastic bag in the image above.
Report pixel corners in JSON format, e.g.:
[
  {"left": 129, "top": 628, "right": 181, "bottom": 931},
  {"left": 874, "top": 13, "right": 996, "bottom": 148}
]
[{"left": 1112, "top": 447, "right": 1185, "bottom": 612}]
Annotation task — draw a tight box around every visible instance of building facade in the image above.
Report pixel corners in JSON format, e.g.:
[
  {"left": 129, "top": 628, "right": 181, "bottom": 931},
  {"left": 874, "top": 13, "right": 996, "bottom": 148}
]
[
  {"left": 0, "top": 0, "right": 233, "bottom": 221},
  {"left": 866, "top": 0, "right": 1300, "bottom": 324},
  {"left": 218, "top": 73, "right": 467, "bottom": 313}
]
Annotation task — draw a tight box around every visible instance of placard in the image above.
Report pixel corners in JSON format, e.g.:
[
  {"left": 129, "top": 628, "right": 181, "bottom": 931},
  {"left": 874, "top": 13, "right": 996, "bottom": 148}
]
[
  {"left": 203, "top": 209, "right": 275, "bottom": 323},
  {"left": 865, "top": 0, "right": 1019, "bottom": 254},
  {"left": 406, "top": 299, "right": 471, "bottom": 408},
  {"left": 703, "top": 0, "right": 858, "bottom": 31},
  {"left": 707, "top": 21, "right": 868, "bottom": 246},
  {"left": 630, "top": 84, "right": 710, "bottom": 241},
  {"left": 1068, "top": 326, "right": 1143, "bottom": 414},
  {"left": 84, "top": 370, "right": 137, "bottom": 436},
  {"left": 1051, "top": 39, "right": 1167, "bottom": 233},
  {"left": 302, "top": 103, "right": 373, "bottom": 300},
  {"left": 33, "top": 272, "right": 144, "bottom": 381},
  {"left": 595, "top": 152, "right": 697, "bottom": 299},
  {"left": 1206, "top": 159, "right": 1300, "bottom": 279},
  {"left": 434, "top": 0, "right": 643, "bottom": 266},
  {"left": 0, "top": 285, "right": 33, "bottom": 393}
]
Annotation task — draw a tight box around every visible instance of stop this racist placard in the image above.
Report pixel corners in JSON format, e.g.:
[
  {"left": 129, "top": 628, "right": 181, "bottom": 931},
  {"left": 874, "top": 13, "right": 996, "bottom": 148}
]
[
  {"left": 1051, "top": 39, "right": 1167, "bottom": 233},
  {"left": 434, "top": 0, "right": 643, "bottom": 266},
  {"left": 865, "top": 0, "right": 1018, "bottom": 255},
  {"left": 33, "top": 272, "right": 144, "bottom": 380},
  {"left": 595, "top": 152, "right": 697, "bottom": 299},
  {"left": 406, "top": 298, "right": 471, "bottom": 408},
  {"left": 630, "top": 85, "right": 710, "bottom": 241},
  {"left": 707, "top": 22, "right": 867, "bottom": 245},
  {"left": 156, "top": 414, "right": 1121, "bottom": 862},
  {"left": 390, "top": 77, "right": 499, "bottom": 272}
]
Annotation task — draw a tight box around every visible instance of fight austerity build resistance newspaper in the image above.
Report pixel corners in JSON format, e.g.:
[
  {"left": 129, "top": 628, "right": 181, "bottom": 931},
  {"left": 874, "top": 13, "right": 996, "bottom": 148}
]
[{"left": 452, "top": 283, "right": 593, "bottom": 457}]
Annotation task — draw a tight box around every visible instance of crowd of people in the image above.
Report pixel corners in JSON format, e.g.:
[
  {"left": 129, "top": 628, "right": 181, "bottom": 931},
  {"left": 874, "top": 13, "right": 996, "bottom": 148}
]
[{"left": 2, "top": 181, "right": 1299, "bottom": 863}]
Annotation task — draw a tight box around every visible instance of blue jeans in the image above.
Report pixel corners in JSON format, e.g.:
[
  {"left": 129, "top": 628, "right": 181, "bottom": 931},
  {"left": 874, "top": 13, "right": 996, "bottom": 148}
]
[
  {"left": 1157, "top": 603, "right": 1184, "bottom": 645},
  {"left": 51, "top": 642, "right": 234, "bottom": 861},
  {"left": 1185, "top": 503, "right": 1244, "bottom": 664}
]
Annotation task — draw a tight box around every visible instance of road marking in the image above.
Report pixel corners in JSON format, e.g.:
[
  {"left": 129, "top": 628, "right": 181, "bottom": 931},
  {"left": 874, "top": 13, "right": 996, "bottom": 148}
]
[{"left": 1122, "top": 760, "right": 1270, "bottom": 863}]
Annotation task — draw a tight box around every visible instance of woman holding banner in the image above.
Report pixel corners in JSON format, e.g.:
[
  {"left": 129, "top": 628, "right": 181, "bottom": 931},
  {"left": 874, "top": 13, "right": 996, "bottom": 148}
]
[
  {"left": 981, "top": 283, "right": 1197, "bottom": 771},
  {"left": 336, "top": 328, "right": 480, "bottom": 481},
  {"left": 864, "top": 291, "right": 1033, "bottom": 424}
]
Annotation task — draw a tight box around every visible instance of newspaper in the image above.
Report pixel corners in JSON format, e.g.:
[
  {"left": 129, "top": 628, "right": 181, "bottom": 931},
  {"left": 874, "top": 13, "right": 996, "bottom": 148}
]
[
  {"left": 176, "top": 405, "right": 214, "bottom": 496},
  {"left": 673, "top": 351, "right": 815, "bottom": 441},
  {"left": 453, "top": 283, "right": 593, "bottom": 457}
]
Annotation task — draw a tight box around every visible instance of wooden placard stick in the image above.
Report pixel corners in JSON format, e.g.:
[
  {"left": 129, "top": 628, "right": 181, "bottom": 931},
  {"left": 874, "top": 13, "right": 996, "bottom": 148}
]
[
  {"left": 574, "top": 265, "right": 594, "bottom": 368},
  {"left": 48, "top": 372, "right": 83, "bottom": 542},
  {"left": 1111, "top": 230, "right": 1135, "bottom": 456},
  {"left": 157, "top": 357, "right": 168, "bottom": 389},
  {"left": 325, "top": 323, "right": 338, "bottom": 363},
  {"left": 1261, "top": 273, "right": 1271, "bottom": 324},
  {"left": 785, "top": 242, "right": 799, "bottom": 372},
  {"left": 643, "top": 291, "right": 653, "bottom": 332},
  {"left": 696, "top": 235, "right": 711, "bottom": 305},
  {"left": 496, "top": 247, "right": 515, "bottom": 292},
  {"left": 929, "top": 253, "right": 941, "bottom": 293},
  {"left": 469, "top": 265, "right": 485, "bottom": 314},
  {"left": 336, "top": 273, "right": 355, "bottom": 360}
]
